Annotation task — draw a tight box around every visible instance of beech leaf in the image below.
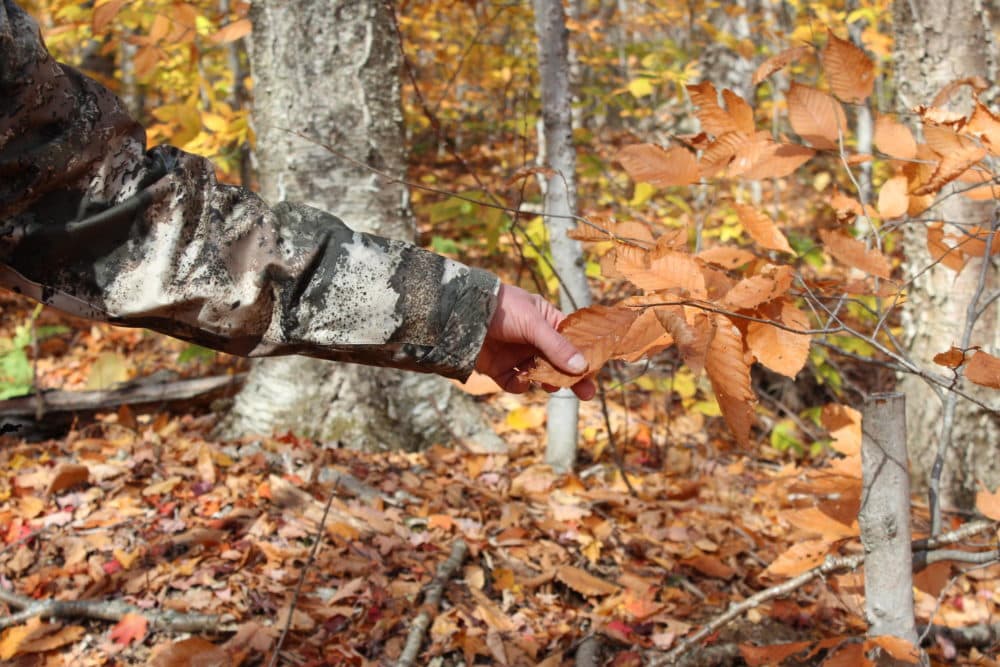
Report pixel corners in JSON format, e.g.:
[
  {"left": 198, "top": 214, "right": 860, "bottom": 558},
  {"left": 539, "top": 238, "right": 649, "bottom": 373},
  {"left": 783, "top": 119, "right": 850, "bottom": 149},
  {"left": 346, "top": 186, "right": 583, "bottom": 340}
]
[
  {"left": 786, "top": 83, "right": 847, "bottom": 150},
  {"left": 764, "top": 539, "right": 829, "bottom": 578},
  {"left": 932, "top": 347, "right": 966, "bottom": 369},
  {"left": 617, "top": 250, "right": 708, "bottom": 298},
  {"left": 876, "top": 174, "right": 909, "bottom": 219},
  {"left": 706, "top": 316, "right": 755, "bottom": 445},
  {"left": 696, "top": 247, "right": 756, "bottom": 270},
  {"left": 522, "top": 306, "right": 638, "bottom": 387},
  {"left": 735, "top": 204, "right": 794, "bottom": 254},
  {"left": 150, "top": 637, "right": 231, "bottom": 667},
  {"left": 975, "top": 485, "right": 1000, "bottom": 521},
  {"left": 746, "top": 300, "right": 810, "bottom": 378},
  {"left": 752, "top": 45, "right": 810, "bottom": 85},
  {"left": 655, "top": 307, "right": 714, "bottom": 375},
  {"left": 616, "top": 144, "right": 700, "bottom": 187},
  {"left": 686, "top": 81, "right": 740, "bottom": 136},
  {"left": 819, "top": 229, "right": 892, "bottom": 279},
  {"left": 873, "top": 115, "right": 917, "bottom": 160},
  {"left": 821, "top": 30, "right": 875, "bottom": 103},
  {"left": 964, "top": 350, "right": 1000, "bottom": 389}
]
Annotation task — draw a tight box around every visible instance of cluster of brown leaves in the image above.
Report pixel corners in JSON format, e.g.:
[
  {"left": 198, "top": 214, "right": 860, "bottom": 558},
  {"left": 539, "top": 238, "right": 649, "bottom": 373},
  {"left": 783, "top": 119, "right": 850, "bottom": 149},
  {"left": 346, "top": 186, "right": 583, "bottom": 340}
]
[{"left": 522, "top": 27, "right": 1000, "bottom": 447}]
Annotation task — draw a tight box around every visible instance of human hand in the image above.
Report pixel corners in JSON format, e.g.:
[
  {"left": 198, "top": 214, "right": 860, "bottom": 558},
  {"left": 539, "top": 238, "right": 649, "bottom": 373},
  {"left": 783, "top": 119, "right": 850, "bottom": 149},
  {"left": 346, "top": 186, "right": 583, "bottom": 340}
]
[{"left": 475, "top": 284, "right": 596, "bottom": 400}]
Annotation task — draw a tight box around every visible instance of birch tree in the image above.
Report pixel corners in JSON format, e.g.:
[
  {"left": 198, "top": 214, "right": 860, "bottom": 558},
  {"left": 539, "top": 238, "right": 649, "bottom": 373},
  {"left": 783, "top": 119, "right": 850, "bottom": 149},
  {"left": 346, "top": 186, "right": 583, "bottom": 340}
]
[
  {"left": 893, "top": 0, "right": 1000, "bottom": 509},
  {"left": 533, "top": 0, "right": 592, "bottom": 472},
  {"left": 222, "top": 0, "right": 503, "bottom": 453}
]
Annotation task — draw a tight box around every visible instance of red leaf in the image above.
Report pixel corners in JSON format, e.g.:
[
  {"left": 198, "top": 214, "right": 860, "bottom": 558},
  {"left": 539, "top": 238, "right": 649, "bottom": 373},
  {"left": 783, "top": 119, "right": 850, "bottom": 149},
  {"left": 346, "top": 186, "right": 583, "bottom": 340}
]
[{"left": 109, "top": 613, "right": 148, "bottom": 646}]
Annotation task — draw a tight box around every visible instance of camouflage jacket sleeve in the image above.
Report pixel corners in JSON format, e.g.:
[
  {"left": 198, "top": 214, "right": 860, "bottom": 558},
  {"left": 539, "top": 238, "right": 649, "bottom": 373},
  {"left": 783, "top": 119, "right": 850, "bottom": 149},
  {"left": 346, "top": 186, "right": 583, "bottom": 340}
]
[{"left": 0, "top": 0, "right": 499, "bottom": 381}]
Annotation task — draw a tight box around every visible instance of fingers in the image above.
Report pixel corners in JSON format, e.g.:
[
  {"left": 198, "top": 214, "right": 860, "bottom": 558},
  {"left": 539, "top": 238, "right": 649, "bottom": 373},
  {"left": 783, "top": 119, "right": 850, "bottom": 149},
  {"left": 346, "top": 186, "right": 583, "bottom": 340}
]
[{"left": 530, "top": 323, "right": 589, "bottom": 376}]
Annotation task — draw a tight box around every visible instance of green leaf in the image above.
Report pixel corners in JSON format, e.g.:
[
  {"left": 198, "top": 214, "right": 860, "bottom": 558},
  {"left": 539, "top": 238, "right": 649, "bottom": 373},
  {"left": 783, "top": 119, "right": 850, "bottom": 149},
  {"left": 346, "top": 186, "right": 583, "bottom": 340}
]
[
  {"left": 178, "top": 344, "right": 215, "bottom": 365},
  {"left": 0, "top": 348, "right": 32, "bottom": 400},
  {"left": 770, "top": 419, "right": 803, "bottom": 454}
]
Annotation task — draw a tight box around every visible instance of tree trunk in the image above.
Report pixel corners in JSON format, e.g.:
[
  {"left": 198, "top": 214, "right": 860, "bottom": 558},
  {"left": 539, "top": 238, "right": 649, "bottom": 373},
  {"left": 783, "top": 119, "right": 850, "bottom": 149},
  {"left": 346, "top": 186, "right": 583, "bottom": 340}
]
[
  {"left": 893, "top": 0, "right": 1000, "bottom": 507},
  {"left": 533, "top": 0, "right": 592, "bottom": 472},
  {"left": 222, "top": 0, "right": 503, "bottom": 452}
]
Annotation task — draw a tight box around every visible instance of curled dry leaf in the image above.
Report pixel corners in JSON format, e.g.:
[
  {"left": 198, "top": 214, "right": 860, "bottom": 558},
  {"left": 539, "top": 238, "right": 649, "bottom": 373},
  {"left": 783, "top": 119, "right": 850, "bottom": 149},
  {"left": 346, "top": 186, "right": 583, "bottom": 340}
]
[
  {"left": 555, "top": 565, "right": 619, "bottom": 597},
  {"left": 967, "top": 101, "right": 1000, "bottom": 155},
  {"left": 786, "top": 83, "right": 848, "bottom": 150},
  {"left": 655, "top": 307, "right": 714, "bottom": 375},
  {"left": 752, "top": 45, "right": 810, "bottom": 85},
  {"left": 734, "top": 204, "right": 794, "bottom": 254},
  {"left": 876, "top": 175, "right": 909, "bottom": 219},
  {"left": 706, "top": 315, "right": 755, "bottom": 445},
  {"left": 615, "top": 144, "right": 700, "bottom": 187},
  {"left": 964, "top": 350, "right": 1000, "bottom": 389},
  {"left": 933, "top": 347, "right": 967, "bottom": 369},
  {"left": 873, "top": 114, "right": 917, "bottom": 160},
  {"left": 818, "top": 229, "right": 892, "bottom": 279},
  {"left": 746, "top": 300, "right": 810, "bottom": 378},
  {"left": 821, "top": 30, "right": 874, "bottom": 103},
  {"left": 613, "top": 308, "right": 674, "bottom": 363},
  {"left": 522, "top": 306, "right": 638, "bottom": 387}
]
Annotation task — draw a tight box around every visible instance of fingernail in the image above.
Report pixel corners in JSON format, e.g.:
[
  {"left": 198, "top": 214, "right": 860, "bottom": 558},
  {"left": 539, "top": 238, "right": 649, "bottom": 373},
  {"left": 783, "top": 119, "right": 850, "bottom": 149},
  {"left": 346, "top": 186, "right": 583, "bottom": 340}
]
[{"left": 567, "top": 353, "right": 587, "bottom": 374}]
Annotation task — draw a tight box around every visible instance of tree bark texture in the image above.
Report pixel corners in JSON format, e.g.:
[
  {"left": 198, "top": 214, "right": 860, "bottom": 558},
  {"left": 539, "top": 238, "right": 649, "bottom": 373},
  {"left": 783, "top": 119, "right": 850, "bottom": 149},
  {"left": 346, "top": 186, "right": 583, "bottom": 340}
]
[
  {"left": 893, "top": 0, "right": 1000, "bottom": 507},
  {"left": 223, "top": 0, "right": 502, "bottom": 452},
  {"left": 533, "top": 0, "right": 592, "bottom": 472},
  {"left": 859, "top": 393, "right": 923, "bottom": 665}
]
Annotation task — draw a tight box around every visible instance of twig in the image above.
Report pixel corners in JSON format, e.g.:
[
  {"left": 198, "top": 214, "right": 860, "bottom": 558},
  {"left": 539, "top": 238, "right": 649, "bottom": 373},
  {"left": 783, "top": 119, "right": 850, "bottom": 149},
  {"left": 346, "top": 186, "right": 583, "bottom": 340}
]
[
  {"left": 648, "top": 520, "right": 999, "bottom": 666},
  {"left": 929, "top": 212, "right": 998, "bottom": 535},
  {"left": 396, "top": 539, "right": 468, "bottom": 667},
  {"left": 0, "top": 586, "right": 231, "bottom": 631},
  {"left": 597, "top": 375, "right": 636, "bottom": 497},
  {"left": 646, "top": 553, "right": 865, "bottom": 666},
  {"left": 268, "top": 486, "right": 338, "bottom": 667}
]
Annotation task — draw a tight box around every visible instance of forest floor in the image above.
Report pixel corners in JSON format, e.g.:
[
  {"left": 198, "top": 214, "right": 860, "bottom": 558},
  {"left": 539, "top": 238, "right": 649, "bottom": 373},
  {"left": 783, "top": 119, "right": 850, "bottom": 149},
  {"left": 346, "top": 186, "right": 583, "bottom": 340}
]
[{"left": 0, "top": 290, "right": 997, "bottom": 667}]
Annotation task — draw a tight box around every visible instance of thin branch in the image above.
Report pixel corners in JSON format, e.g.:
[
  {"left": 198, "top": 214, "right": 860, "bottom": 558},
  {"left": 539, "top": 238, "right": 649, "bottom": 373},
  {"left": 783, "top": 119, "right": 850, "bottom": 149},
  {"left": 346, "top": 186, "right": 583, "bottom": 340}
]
[
  {"left": 0, "top": 586, "right": 231, "bottom": 632},
  {"left": 649, "top": 520, "right": 998, "bottom": 666},
  {"left": 396, "top": 539, "right": 468, "bottom": 667},
  {"left": 268, "top": 485, "right": 338, "bottom": 667},
  {"left": 596, "top": 375, "right": 636, "bottom": 497}
]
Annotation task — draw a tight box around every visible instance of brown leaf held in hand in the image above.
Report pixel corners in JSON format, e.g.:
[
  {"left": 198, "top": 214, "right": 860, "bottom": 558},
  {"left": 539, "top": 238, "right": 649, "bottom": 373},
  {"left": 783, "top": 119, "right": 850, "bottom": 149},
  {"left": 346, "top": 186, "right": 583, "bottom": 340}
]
[{"left": 522, "top": 306, "right": 638, "bottom": 387}]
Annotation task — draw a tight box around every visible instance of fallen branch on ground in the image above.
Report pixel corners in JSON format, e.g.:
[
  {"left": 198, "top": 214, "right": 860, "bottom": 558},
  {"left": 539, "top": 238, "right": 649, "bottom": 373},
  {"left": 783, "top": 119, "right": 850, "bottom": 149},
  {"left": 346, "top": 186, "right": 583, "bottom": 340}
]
[
  {"left": 0, "top": 586, "right": 233, "bottom": 632},
  {"left": 396, "top": 539, "right": 468, "bottom": 667},
  {"left": 647, "top": 519, "right": 999, "bottom": 666}
]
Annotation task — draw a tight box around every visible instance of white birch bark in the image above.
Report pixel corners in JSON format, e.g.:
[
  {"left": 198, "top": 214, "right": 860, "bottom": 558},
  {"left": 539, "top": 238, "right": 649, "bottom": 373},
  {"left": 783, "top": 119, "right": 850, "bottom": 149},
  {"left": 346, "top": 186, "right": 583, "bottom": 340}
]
[
  {"left": 222, "top": 0, "right": 503, "bottom": 453},
  {"left": 533, "top": 0, "right": 592, "bottom": 473},
  {"left": 859, "top": 393, "right": 926, "bottom": 665},
  {"left": 892, "top": 0, "right": 1000, "bottom": 508}
]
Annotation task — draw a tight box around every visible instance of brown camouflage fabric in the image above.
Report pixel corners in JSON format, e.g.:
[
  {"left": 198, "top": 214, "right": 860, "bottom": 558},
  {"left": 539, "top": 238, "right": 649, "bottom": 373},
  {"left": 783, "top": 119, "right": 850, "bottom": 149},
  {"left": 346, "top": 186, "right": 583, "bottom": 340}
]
[{"left": 0, "top": 0, "right": 498, "bottom": 380}]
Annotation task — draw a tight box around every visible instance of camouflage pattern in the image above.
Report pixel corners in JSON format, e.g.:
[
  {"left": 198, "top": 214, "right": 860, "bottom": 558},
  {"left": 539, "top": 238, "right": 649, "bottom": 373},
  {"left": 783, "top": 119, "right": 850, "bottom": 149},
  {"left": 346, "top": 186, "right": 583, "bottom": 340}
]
[{"left": 0, "top": 0, "right": 498, "bottom": 380}]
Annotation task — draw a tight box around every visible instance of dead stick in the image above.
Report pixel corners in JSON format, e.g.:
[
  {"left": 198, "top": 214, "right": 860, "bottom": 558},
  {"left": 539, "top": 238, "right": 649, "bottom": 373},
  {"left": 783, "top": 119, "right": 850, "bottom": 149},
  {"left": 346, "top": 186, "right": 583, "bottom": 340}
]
[
  {"left": 396, "top": 539, "right": 468, "bottom": 667},
  {"left": 648, "top": 519, "right": 998, "bottom": 666},
  {"left": 0, "top": 587, "right": 231, "bottom": 632},
  {"left": 268, "top": 486, "right": 338, "bottom": 667}
]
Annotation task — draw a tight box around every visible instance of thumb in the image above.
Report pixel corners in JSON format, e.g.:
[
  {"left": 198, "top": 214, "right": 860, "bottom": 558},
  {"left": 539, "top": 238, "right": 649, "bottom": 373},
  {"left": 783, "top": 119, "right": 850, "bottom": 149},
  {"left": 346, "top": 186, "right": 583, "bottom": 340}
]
[{"left": 532, "top": 324, "right": 588, "bottom": 375}]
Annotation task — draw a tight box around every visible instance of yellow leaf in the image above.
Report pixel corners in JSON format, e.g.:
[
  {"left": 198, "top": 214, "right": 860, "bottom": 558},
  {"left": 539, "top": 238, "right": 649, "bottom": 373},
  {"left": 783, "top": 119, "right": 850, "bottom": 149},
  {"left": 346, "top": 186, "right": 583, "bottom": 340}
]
[
  {"left": 505, "top": 405, "right": 545, "bottom": 431},
  {"left": 627, "top": 77, "right": 654, "bottom": 98},
  {"left": 85, "top": 351, "right": 130, "bottom": 390}
]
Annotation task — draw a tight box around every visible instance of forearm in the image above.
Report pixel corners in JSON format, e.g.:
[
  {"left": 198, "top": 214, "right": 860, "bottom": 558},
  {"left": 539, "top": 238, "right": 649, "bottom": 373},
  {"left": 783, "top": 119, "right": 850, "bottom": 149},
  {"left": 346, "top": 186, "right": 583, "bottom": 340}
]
[{"left": 0, "top": 0, "right": 498, "bottom": 380}]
